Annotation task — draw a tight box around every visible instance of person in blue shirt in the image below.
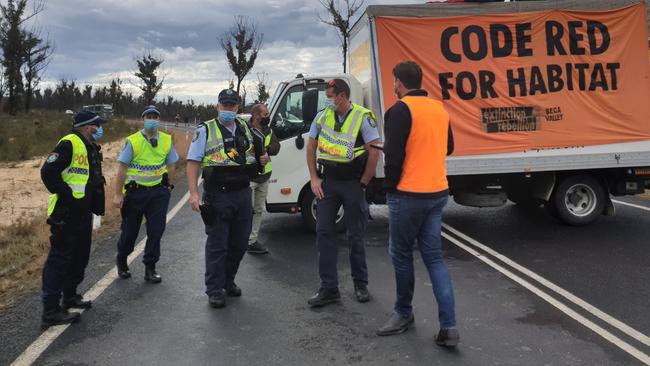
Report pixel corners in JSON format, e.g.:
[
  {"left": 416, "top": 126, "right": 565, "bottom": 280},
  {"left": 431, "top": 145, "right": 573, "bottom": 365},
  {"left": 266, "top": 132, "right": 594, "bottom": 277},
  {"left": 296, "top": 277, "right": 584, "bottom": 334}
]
[
  {"left": 186, "top": 89, "right": 265, "bottom": 309},
  {"left": 113, "top": 105, "right": 179, "bottom": 283},
  {"left": 305, "top": 79, "right": 381, "bottom": 307}
]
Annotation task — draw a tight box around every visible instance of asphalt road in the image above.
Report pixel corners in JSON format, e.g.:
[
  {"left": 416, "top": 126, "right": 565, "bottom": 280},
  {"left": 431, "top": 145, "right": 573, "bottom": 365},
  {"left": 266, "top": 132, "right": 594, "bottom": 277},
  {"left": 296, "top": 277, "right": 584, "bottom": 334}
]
[{"left": 1, "top": 180, "right": 649, "bottom": 365}]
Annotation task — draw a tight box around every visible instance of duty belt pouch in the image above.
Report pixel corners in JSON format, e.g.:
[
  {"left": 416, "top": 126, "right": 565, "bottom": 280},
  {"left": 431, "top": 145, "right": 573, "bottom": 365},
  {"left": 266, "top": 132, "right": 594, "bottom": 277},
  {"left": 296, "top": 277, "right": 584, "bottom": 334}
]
[{"left": 199, "top": 203, "right": 217, "bottom": 226}]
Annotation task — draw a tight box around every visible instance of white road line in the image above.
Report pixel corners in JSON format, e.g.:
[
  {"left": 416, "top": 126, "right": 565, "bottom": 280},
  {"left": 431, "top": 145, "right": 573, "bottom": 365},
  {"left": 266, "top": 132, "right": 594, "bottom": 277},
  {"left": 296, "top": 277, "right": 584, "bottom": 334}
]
[
  {"left": 442, "top": 223, "right": 650, "bottom": 348},
  {"left": 612, "top": 199, "right": 650, "bottom": 212},
  {"left": 441, "top": 232, "right": 650, "bottom": 365},
  {"left": 11, "top": 187, "right": 196, "bottom": 366}
]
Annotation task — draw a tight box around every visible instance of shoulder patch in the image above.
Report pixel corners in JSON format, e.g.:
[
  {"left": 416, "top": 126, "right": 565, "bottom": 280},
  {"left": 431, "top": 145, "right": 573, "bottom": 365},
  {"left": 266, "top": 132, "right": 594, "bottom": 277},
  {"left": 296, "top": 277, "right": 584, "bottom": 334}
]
[
  {"left": 46, "top": 153, "right": 59, "bottom": 163},
  {"left": 192, "top": 129, "right": 201, "bottom": 142}
]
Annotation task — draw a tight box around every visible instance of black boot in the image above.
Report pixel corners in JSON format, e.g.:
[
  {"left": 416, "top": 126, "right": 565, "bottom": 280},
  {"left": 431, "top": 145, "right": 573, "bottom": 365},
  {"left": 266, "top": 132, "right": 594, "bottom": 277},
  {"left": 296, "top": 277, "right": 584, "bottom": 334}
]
[
  {"left": 144, "top": 264, "right": 162, "bottom": 284},
  {"left": 62, "top": 294, "right": 92, "bottom": 310},
  {"left": 116, "top": 256, "right": 131, "bottom": 279},
  {"left": 209, "top": 293, "right": 226, "bottom": 308},
  {"left": 307, "top": 288, "right": 341, "bottom": 308},
  {"left": 41, "top": 305, "right": 80, "bottom": 328},
  {"left": 225, "top": 283, "right": 242, "bottom": 297}
]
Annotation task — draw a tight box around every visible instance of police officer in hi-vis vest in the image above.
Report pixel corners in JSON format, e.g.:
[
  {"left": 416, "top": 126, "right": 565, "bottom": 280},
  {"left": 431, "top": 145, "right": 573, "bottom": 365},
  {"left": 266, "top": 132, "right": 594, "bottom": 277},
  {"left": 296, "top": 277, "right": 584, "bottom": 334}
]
[
  {"left": 40, "top": 110, "right": 107, "bottom": 327},
  {"left": 113, "top": 105, "right": 179, "bottom": 283},
  {"left": 306, "top": 78, "right": 381, "bottom": 307},
  {"left": 186, "top": 89, "right": 267, "bottom": 308}
]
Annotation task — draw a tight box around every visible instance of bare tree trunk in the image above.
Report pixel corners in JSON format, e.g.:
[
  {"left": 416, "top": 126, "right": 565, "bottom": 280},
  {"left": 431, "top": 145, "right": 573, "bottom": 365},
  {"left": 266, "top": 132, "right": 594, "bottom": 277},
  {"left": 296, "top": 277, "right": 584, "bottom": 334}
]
[{"left": 342, "top": 37, "right": 348, "bottom": 73}]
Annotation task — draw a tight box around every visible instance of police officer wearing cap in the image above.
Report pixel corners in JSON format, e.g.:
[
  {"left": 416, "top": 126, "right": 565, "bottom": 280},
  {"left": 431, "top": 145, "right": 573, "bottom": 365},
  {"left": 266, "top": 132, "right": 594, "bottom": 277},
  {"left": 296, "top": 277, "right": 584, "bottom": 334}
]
[
  {"left": 306, "top": 78, "right": 381, "bottom": 307},
  {"left": 40, "top": 110, "right": 107, "bottom": 327},
  {"left": 113, "top": 105, "right": 179, "bottom": 283},
  {"left": 186, "top": 89, "right": 265, "bottom": 308}
]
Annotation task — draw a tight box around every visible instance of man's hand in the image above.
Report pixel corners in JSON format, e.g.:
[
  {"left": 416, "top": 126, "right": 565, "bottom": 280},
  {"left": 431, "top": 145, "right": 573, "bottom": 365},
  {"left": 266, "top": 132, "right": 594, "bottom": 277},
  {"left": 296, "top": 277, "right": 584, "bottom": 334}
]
[
  {"left": 113, "top": 194, "right": 123, "bottom": 209},
  {"left": 189, "top": 191, "right": 201, "bottom": 212},
  {"left": 310, "top": 176, "right": 324, "bottom": 200},
  {"left": 259, "top": 153, "right": 269, "bottom": 166}
]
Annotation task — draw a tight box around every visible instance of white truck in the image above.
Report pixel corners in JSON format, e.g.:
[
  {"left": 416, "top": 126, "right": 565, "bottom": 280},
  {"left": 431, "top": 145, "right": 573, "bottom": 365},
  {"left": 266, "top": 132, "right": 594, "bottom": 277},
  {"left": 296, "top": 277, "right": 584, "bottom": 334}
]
[{"left": 265, "top": 0, "right": 650, "bottom": 229}]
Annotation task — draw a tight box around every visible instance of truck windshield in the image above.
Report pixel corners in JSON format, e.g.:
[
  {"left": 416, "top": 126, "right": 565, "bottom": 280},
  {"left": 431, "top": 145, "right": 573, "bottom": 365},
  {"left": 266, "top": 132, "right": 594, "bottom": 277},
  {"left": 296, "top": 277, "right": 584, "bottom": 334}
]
[{"left": 268, "top": 82, "right": 286, "bottom": 112}]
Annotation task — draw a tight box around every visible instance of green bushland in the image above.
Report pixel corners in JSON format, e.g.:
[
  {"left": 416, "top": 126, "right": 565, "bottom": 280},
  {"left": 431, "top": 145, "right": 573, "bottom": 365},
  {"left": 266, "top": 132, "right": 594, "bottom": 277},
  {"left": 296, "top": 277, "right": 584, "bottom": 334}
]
[{"left": 0, "top": 110, "right": 137, "bottom": 162}]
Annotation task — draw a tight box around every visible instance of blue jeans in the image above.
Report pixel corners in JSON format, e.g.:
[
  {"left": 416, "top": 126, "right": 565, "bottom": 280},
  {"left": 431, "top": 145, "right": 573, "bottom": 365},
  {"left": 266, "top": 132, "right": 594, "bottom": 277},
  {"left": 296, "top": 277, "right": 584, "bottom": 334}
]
[{"left": 387, "top": 193, "right": 456, "bottom": 328}]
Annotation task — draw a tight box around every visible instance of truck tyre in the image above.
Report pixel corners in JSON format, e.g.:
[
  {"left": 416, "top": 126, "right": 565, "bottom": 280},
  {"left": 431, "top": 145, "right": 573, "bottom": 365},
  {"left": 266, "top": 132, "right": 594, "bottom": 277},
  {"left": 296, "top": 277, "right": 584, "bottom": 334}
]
[
  {"left": 551, "top": 175, "right": 605, "bottom": 226},
  {"left": 507, "top": 192, "right": 543, "bottom": 208},
  {"left": 300, "top": 189, "right": 346, "bottom": 233}
]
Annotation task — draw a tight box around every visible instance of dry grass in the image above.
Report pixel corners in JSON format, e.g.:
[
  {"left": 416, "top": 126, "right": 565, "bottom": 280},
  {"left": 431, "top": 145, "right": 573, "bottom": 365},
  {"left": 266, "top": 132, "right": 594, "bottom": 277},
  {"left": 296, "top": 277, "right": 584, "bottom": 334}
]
[{"left": 0, "top": 110, "right": 137, "bottom": 163}]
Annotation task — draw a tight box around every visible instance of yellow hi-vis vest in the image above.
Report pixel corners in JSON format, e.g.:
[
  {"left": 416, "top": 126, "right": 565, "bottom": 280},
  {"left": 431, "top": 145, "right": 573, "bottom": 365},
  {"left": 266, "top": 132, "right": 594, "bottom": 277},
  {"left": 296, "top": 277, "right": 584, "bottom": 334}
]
[
  {"left": 201, "top": 118, "right": 256, "bottom": 168},
  {"left": 261, "top": 131, "right": 272, "bottom": 175},
  {"left": 125, "top": 131, "right": 172, "bottom": 188},
  {"left": 47, "top": 134, "right": 89, "bottom": 217},
  {"left": 316, "top": 103, "right": 375, "bottom": 163}
]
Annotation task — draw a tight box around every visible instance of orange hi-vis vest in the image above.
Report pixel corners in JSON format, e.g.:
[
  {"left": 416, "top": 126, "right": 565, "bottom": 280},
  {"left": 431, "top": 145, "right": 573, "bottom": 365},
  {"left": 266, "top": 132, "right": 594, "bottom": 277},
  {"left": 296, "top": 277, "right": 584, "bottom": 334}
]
[{"left": 397, "top": 96, "right": 449, "bottom": 193}]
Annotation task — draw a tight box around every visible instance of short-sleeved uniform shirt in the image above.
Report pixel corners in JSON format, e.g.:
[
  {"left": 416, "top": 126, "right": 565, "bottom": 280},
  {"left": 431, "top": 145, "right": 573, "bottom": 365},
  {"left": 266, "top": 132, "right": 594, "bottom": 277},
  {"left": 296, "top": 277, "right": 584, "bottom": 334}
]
[
  {"left": 308, "top": 104, "right": 381, "bottom": 144},
  {"left": 118, "top": 129, "right": 180, "bottom": 165}
]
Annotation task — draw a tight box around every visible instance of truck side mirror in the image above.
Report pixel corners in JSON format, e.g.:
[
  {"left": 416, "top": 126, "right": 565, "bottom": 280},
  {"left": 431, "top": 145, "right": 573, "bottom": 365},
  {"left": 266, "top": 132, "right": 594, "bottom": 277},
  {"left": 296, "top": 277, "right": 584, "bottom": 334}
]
[
  {"left": 295, "top": 134, "right": 305, "bottom": 150},
  {"left": 302, "top": 89, "right": 318, "bottom": 126}
]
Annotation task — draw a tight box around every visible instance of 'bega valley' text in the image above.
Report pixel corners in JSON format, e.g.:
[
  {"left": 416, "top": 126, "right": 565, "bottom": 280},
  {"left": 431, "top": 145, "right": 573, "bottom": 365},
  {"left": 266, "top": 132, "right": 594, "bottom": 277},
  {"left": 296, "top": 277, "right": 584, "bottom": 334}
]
[{"left": 437, "top": 20, "right": 619, "bottom": 100}]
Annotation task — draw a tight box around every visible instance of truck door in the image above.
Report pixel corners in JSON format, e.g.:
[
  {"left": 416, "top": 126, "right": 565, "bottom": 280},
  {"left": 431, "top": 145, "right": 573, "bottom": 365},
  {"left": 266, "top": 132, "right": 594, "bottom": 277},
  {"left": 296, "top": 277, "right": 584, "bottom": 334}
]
[{"left": 267, "top": 82, "right": 328, "bottom": 206}]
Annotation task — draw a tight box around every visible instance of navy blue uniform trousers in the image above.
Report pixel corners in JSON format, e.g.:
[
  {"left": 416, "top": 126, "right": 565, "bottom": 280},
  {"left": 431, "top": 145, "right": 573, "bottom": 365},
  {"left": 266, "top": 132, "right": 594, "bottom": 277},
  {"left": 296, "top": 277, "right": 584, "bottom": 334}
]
[
  {"left": 116, "top": 187, "right": 171, "bottom": 265},
  {"left": 203, "top": 187, "right": 252, "bottom": 296},
  {"left": 42, "top": 210, "right": 93, "bottom": 307},
  {"left": 316, "top": 178, "right": 369, "bottom": 289}
]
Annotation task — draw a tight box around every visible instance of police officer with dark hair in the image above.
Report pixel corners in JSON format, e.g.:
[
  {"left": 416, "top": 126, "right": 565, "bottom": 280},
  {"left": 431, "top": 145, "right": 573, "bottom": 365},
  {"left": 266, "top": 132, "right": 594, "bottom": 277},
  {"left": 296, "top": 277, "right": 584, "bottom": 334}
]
[
  {"left": 186, "top": 89, "right": 264, "bottom": 308},
  {"left": 40, "top": 110, "right": 107, "bottom": 327},
  {"left": 306, "top": 78, "right": 381, "bottom": 307},
  {"left": 113, "top": 105, "right": 179, "bottom": 283}
]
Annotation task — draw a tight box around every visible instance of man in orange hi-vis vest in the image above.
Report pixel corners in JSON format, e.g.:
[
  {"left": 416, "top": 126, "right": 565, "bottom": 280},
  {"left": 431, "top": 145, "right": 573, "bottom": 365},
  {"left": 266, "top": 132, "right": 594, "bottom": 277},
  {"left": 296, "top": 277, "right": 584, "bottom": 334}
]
[{"left": 376, "top": 61, "right": 459, "bottom": 348}]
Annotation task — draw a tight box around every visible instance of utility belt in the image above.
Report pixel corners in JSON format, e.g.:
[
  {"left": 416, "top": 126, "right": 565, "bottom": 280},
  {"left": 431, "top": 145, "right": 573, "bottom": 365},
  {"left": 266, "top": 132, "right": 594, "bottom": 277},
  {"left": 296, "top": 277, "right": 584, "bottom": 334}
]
[
  {"left": 125, "top": 181, "right": 164, "bottom": 191},
  {"left": 202, "top": 165, "right": 252, "bottom": 192},
  {"left": 317, "top": 158, "right": 365, "bottom": 181}
]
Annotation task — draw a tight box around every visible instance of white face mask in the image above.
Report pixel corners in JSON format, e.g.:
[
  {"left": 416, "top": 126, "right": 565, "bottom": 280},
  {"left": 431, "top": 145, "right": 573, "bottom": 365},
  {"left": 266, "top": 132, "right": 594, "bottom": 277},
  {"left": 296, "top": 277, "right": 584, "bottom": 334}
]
[{"left": 324, "top": 97, "right": 337, "bottom": 110}]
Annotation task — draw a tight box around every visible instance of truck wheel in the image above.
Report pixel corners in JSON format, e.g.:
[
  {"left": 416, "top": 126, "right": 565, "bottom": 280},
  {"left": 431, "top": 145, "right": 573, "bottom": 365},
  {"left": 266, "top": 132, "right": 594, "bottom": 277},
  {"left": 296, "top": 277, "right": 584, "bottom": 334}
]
[
  {"left": 300, "top": 189, "right": 346, "bottom": 233},
  {"left": 507, "top": 192, "right": 543, "bottom": 208},
  {"left": 551, "top": 175, "right": 605, "bottom": 226}
]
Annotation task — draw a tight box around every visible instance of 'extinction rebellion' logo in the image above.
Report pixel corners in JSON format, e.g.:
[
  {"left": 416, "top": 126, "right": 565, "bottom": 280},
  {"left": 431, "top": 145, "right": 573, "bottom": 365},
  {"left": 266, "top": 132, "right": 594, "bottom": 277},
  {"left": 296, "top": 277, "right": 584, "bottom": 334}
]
[{"left": 480, "top": 107, "right": 538, "bottom": 133}]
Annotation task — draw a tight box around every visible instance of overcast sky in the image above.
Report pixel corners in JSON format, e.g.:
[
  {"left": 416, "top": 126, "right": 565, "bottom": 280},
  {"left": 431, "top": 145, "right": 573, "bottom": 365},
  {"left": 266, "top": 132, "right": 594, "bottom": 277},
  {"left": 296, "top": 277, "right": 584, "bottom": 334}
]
[{"left": 32, "top": 0, "right": 424, "bottom": 104}]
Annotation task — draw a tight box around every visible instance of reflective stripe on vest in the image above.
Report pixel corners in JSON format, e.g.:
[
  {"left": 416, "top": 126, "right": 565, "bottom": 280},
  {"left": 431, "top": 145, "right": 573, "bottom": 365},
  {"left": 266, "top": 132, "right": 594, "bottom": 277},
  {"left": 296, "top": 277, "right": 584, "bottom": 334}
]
[
  {"left": 47, "top": 134, "right": 89, "bottom": 217},
  {"left": 201, "top": 118, "right": 256, "bottom": 168},
  {"left": 125, "top": 131, "right": 172, "bottom": 187},
  {"left": 316, "top": 103, "right": 374, "bottom": 163},
  {"left": 397, "top": 96, "right": 449, "bottom": 193},
  {"left": 262, "top": 131, "right": 272, "bottom": 175}
]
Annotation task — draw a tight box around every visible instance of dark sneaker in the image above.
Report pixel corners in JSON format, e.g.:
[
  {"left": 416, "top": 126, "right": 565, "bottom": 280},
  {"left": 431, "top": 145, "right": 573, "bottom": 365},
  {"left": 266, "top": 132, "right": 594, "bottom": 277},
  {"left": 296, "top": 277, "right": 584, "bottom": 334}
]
[
  {"left": 435, "top": 328, "right": 460, "bottom": 348},
  {"left": 354, "top": 284, "right": 370, "bottom": 303},
  {"left": 225, "top": 283, "right": 242, "bottom": 297},
  {"left": 307, "top": 288, "right": 341, "bottom": 308},
  {"left": 62, "top": 294, "right": 92, "bottom": 310},
  {"left": 144, "top": 265, "right": 162, "bottom": 284},
  {"left": 209, "top": 293, "right": 226, "bottom": 308},
  {"left": 41, "top": 306, "right": 80, "bottom": 328},
  {"left": 247, "top": 241, "right": 269, "bottom": 254},
  {"left": 116, "top": 256, "right": 131, "bottom": 279},
  {"left": 376, "top": 313, "right": 415, "bottom": 336}
]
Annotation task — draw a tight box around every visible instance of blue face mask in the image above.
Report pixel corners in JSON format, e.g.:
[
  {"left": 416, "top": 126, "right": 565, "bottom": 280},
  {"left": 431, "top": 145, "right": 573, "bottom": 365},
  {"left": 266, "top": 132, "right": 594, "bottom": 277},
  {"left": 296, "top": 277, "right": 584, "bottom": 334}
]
[
  {"left": 144, "top": 119, "right": 159, "bottom": 131},
  {"left": 219, "top": 110, "right": 237, "bottom": 125},
  {"left": 92, "top": 126, "right": 104, "bottom": 141}
]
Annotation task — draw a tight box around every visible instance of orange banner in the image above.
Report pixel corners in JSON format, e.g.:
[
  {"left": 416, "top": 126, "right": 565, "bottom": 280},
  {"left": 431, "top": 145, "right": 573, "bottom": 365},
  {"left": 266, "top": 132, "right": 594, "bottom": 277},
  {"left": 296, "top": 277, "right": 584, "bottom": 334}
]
[{"left": 375, "top": 3, "right": 650, "bottom": 156}]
